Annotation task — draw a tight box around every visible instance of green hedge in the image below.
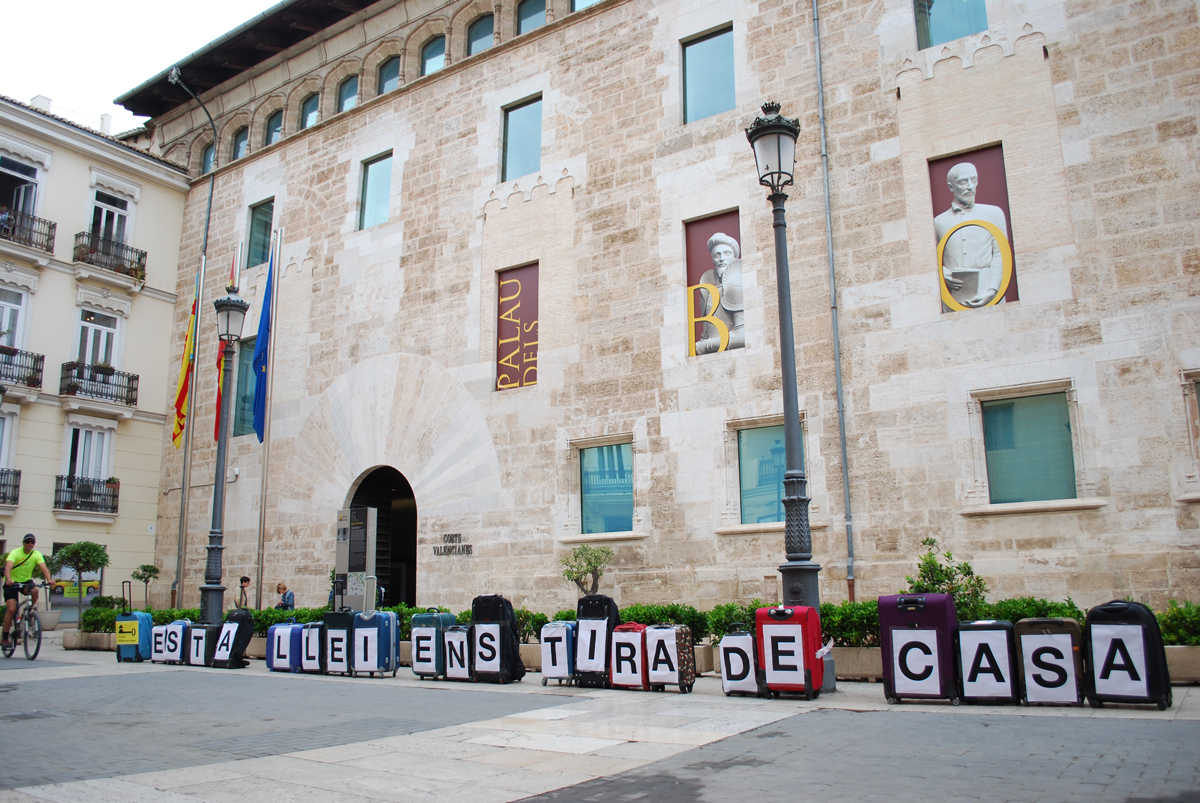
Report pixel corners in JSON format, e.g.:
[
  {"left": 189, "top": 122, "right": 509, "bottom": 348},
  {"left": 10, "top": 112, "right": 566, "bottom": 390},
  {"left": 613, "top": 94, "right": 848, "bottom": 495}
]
[
  {"left": 1159, "top": 600, "right": 1200, "bottom": 646},
  {"left": 619, "top": 603, "right": 708, "bottom": 641},
  {"left": 819, "top": 600, "right": 880, "bottom": 647}
]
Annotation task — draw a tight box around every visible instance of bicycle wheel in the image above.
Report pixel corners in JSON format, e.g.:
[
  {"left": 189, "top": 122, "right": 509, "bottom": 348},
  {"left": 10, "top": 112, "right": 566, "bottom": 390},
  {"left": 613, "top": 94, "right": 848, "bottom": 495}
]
[{"left": 23, "top": 610, "right": 41, "bottom": 660}]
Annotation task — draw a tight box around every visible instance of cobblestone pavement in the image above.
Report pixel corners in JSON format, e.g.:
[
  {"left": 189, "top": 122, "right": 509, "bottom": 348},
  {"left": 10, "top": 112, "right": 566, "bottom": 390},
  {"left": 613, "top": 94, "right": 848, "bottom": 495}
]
[{"left": 0, "top": 635, "right": 1196, "bottom": 802}]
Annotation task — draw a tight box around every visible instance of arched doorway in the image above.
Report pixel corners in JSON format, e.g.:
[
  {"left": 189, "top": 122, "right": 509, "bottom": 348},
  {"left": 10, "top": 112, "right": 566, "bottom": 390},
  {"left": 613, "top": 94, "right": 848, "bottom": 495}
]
[{"left": 348, "top": 466, "right": 417, "bottom": 607}]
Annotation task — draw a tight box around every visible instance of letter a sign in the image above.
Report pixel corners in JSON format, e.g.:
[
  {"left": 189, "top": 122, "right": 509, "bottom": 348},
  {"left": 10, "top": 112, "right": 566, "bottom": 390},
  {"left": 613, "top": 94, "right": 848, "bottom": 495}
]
[{"left": 1089, "top": 624, "right": 1147, "bottom": 698}]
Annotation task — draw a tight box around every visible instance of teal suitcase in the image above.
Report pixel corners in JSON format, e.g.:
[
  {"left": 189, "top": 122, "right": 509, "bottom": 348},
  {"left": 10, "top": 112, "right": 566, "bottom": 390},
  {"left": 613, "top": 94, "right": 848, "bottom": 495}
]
[{"left": 411, "top": 608, "right": 457, "bottom": 679}]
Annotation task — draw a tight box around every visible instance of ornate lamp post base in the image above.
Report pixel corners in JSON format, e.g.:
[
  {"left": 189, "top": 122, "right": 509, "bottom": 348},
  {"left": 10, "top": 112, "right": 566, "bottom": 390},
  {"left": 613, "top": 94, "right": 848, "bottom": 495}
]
[{"left": 779, "top": 559, "right": 822, "bottom": 607}]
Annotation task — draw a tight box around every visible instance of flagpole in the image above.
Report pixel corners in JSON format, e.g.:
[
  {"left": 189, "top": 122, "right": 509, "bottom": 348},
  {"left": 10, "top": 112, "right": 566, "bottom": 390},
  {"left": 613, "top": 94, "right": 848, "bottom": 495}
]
[{"left": 254, "top": 228, "right": 282, "bottom": 610}]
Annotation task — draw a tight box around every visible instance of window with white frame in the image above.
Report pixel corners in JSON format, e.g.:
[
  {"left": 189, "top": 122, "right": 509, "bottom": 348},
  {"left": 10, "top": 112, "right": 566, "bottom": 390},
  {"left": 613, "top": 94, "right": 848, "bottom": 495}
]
[
  {"left": 77, "top": 309, "right": 117, "bottom": 367},
  {"left": 979, "top": 392, "right": 1076, "bottom": 504},
  {"left": 90, "top": 190, "right": 128, "bottom": 246},
  {"left": 66, "top": 425, "right": 110, "bottom": 480},
  {"left": 580, "top": 442, "right": 633, "bottom": 534},
  {"left": 0, "top": 412, "right": 14, "bottom": 468},
  {"left": 0, "top": 287, "right": 24, "bottom": 348},
  {"left": 913, "top": 0, "right": 987, "bottom": 50},
  {"left": 737, "top": 424, "right": 806, "bottom": 525},
  {"left": 0, "top": 155, "right": 38, "bottom": 218}
]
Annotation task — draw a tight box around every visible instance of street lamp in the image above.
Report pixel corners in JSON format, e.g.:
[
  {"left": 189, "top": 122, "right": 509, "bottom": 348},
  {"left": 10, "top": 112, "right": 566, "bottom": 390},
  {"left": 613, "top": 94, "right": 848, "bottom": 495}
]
[
  {"left": 746, "top": 101, "right": 820, "bottom": 609},
  {"left": 198, "top": 291, "right": 248, "bottom": 625}
]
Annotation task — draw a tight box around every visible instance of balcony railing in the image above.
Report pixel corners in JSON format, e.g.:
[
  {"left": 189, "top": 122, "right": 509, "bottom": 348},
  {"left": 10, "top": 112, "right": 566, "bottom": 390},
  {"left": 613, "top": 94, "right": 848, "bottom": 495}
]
[
  {"left": 54, "top": 474, "right": 118, "bottom": 514},
  {"left": 73, "top": 231, "right": 147, "bottom": 281},
  {"left": 0, "top": 212, "right": 56, "bottom": 254},
  {"left": 581, "top": 468, "right": 633, "bottom": 494},
  {"left": 0, "top": 345, "right": 44, "bottom": 389},
  {"left": 59, "top": 361, "right": 138, "bottom": 406},
  {"left": 0, "top": 468, "right": 20, "bottom": 505}
]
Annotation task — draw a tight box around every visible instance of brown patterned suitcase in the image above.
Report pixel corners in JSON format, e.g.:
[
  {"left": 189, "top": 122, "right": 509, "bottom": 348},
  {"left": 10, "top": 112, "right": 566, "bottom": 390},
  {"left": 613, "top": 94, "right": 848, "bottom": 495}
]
[{"left": 646, "top": 624, "right": 696, "bottom": 693}]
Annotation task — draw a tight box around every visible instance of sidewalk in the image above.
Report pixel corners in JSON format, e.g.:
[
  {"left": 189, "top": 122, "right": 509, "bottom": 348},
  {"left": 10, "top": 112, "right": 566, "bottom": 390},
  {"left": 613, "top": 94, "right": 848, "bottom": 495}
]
[{"left": 2, "top": 634, "right": 1196, "bottom": 802}]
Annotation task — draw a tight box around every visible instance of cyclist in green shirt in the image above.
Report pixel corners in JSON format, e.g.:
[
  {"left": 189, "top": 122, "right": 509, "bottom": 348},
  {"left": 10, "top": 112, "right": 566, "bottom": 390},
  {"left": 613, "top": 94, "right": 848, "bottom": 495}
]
[{"left": 4, "top": 533, "right": 52, "bottom": 648}]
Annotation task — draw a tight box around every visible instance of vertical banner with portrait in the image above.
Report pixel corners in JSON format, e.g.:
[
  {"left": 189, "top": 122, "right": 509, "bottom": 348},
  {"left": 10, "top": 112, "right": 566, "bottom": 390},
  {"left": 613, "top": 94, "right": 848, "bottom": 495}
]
[
  {"left": 495, "top": 262, "right": 539, "bottom": 390},
  {"left": 685, "top": 211, "right": 743, "bottom": 356},
  {"left": 928, "top": 145, "right": 1018, "bottom": 312}
]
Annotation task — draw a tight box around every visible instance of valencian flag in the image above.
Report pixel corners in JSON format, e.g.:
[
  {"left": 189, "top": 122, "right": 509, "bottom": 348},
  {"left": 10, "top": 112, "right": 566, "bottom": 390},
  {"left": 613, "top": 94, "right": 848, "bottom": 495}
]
[
  {"left": 170, "top": 272, "right": 201, "bottom": 446},
  {"left": 251, "top": 237, "right": 274, "bottom": 442}
]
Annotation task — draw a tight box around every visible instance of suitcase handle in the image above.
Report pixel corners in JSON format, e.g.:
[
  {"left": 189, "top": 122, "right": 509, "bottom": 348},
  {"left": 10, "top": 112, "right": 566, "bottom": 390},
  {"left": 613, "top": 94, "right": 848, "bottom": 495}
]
[
  {"left": 898, "top": 595, "right": 925, "bottom": 611},
  {"left": 427, "top": 607, "right": 441, "bottom": 613},
  {"left": 121, "top": 580, "right": 133, "bottom": 614},
  {"left": 768, "top": 606, "right": 793, "bottom": 619}
]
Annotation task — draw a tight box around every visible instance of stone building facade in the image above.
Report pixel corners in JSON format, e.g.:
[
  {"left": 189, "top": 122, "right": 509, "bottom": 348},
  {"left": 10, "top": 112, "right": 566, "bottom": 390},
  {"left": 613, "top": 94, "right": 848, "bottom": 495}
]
[
  {"left": 122, "top": 0, "right": 1199, "bottom": 613},
  {"left": 0, "top": 96, "right": 187, "bottom": 618}
]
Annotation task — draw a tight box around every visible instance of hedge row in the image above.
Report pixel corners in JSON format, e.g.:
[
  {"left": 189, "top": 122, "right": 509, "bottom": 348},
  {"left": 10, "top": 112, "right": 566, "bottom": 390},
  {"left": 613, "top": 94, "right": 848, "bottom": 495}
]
[{"left": 79, "top": 597, "right": 1200, "bottom": 647}]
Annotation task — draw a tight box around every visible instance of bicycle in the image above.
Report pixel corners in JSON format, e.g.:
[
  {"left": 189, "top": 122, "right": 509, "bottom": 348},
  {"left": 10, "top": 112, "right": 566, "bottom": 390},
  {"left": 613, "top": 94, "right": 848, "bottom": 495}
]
[{"left": 2, "top": 581, "right": 49, "bottom": 660}]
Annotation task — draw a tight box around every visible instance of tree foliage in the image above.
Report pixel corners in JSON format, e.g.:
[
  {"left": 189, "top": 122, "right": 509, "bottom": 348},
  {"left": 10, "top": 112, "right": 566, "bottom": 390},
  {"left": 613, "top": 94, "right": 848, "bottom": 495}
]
[
  {"left": 131, "top": 564, "right": 160, "bottom": 609},
  {"left": 47, "top": 541, "right": 110, "bottom": 624},
  {"left": 560, "top": 545, "right": 614, "bottom": 595},
  {"left": 903, "top": 537, "right": 989, "bottom": 620}
]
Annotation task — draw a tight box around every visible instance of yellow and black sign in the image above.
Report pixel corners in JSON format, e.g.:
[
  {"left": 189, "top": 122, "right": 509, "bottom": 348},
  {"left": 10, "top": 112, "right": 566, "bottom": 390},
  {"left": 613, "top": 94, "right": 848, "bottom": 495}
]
[{"left": 115, "top": 619, "right": 140, "bottom": 645}]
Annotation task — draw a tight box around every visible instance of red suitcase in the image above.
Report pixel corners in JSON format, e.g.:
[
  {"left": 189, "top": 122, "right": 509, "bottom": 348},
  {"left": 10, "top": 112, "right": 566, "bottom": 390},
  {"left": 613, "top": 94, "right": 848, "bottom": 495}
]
[
  {"left": 755, "top": 605, "right": 823, "bottom": 699},
  {"left": 610, "top": 622, "right": 649, "bottom": 690}
]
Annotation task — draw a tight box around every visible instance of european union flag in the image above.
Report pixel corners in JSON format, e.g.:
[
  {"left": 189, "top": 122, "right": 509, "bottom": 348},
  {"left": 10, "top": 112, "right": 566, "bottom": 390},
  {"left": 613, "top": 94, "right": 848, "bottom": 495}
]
[{"left": 251, "top": 240, "right": 274, "bottom": 443}]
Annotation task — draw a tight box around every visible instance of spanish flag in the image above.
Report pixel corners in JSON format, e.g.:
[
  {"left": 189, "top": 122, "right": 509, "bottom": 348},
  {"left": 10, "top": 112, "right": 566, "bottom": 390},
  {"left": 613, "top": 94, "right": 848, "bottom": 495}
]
[{"left": 170, "top": 273, "right": 200, "bottom": 447}]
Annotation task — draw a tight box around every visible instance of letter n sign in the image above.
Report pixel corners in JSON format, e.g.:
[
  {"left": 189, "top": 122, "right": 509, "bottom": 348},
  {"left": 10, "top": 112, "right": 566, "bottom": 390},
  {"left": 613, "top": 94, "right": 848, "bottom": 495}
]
[
  {"left": 445, "top": 629, "right": 470, "bottom": 679},
  {"left": 1089, "top": 624, "right": 1147, "bottom": 698},
  {"left": 891, "top": 629, "right": 940, "bottom": 695}
]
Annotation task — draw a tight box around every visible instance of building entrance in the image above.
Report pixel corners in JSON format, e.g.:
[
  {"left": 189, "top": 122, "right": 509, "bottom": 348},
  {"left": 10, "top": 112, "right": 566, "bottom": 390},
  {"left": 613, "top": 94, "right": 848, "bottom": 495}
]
[{"left": 348, "top": 466, "right": 417, "bottom": 607}]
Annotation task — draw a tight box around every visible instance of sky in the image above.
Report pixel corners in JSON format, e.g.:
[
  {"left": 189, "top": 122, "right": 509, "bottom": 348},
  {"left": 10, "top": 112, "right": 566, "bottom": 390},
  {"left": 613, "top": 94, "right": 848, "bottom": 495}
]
[{"left": 3, "top": 0, "right": 282, "bottom": 134}]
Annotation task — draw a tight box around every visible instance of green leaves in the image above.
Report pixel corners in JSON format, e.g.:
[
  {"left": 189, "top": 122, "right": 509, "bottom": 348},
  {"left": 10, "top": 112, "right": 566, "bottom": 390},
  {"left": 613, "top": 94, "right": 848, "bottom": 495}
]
[
  {"left": 903, "top": 538, "right": 989, "bottom": 620},
  {"left": 561, "top": 546, "right": 614, "bottom": 595}
]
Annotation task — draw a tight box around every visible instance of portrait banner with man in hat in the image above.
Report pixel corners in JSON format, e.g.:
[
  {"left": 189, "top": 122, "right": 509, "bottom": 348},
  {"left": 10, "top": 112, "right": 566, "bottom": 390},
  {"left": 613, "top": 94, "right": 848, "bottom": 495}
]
[{"left": 685, "top": 210, "right": 745, "bottom": 357}]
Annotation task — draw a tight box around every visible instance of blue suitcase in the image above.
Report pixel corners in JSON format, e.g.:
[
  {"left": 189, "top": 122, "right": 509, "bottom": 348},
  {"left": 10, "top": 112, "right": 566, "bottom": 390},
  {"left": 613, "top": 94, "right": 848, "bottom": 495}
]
[
  {"left": 540, "top": 620, "right": 576, "bottom": 686},
  {"left": 352, "top": 610, "right": 398, "bottom": 677},
  {"left": 411, "top": 608, "right": 458, "bottom": 679},
  {"left": 152, "top": 619, "right": 189, "bottom": 664},
  {"left": 115, "top": 580, "right": 152, "bottom": 663},
  {"left": 267, "top": 620, "right": 304, "bottom": 672},
  {"left": 301, "top": 621, "right": 325, "bottom": 673}
]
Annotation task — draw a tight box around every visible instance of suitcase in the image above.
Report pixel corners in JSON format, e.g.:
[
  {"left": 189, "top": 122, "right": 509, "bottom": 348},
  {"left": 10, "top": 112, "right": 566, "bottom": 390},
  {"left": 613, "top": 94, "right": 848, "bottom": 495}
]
[
  {"left": 187, "top": 623, "right": 220, "bottom": 666},
  {"left": 353, "top": 610, "right": 399, "bottom": 677},
  {"left": 718, "top": 625, "right": 763, "bottom": 696},
  {"left": 444, "top": 625, "right": 473, "bottom": 681},
  {"left": 323, "top": 612, "right": 356, "bottom": 675},
  {"left": 1084, "top": 600, "right": 1172, "bottom": 710},
  {"left": 213, "top": 608, "right": 254, "bottom": 669},
  {"left": 646, "top": 624, "right": 696, "bottom": 693},
  {"left": 152, "top": 619, "right": 188, "bottom": 664},
  {"left": 755, "top": 605, "right": 823, "bottom": 699},
  {"left": 956, "top": 620, "right": 1021, "bottom": 704},
  {"left": 879, "top": 593, "right": 959, "bottom": 704},
  {"left": 411, "top": 608, "right": 458, "bottom": 679},
  {"left": 471, "top": 594, "right": 525, "bottom": 683},
  {"left": 1014, "top": 617, "right": 1085, "bottom": 706},
  {"left": 610, "top": 622, "right": 650, "bottom": 690},
  {"left": 540, "top": 620, "right": 576, "bottom": 686},
  {"left": 115, "top": 580, "right": 152, "bottom": 663},
  {"left": 301, "top": 620, "right": 325, "bottom": 673},
  {"left": 575, "top": 594, "right": 620, "bottom": 688},
  {"left": 267, "top": 620, "right": 304, "bottom": 672}
]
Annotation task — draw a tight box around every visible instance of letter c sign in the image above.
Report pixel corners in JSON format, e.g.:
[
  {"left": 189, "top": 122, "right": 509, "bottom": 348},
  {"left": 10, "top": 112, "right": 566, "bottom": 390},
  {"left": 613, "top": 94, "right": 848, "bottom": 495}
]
[{"left": 891, "top": 629, "right": 940, "bottom": 695}]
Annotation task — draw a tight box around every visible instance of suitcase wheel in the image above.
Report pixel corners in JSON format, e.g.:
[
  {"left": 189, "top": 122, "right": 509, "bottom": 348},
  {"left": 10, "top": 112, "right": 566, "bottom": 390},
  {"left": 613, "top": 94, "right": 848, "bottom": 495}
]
[
  {"left": 886, "top": 696, "right": 899, "bottom": 705},
  {"left": 1088, "top": 697, "right": 1103, "bottom": 708},
  {"left": 682, "top": 682, "right": 693, "bottom": 694},
  {"left": 771, "top": 690, "right": 781, "bottom": 699},
  {"left": 950, "top": 696, "right": 960, "bottom": 706},
  {"left": 651, "top": 684, "right": 664, "bottom": 692},
  {"left": 542, "top": 677, "right": 548, "bottom": 686}
]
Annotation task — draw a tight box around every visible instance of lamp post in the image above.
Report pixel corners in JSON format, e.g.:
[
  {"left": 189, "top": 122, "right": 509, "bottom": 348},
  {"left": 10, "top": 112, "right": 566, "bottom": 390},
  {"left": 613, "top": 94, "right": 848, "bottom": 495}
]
[
  {"left": 198, "top": 291, "right": 248, "bottom": 625},
  {"left": 746, "top": 101, "right": 821, "bottom": 609},
  {"left": 167, "top": 66, "right": 220, "bottom": 609}
]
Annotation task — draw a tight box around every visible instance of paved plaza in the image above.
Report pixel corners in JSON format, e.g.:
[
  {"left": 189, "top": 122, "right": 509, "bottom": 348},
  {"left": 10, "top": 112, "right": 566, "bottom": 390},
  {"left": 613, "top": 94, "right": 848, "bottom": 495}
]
[{"left": 0, "top": 633, "right": 1196, "bottom": 802}]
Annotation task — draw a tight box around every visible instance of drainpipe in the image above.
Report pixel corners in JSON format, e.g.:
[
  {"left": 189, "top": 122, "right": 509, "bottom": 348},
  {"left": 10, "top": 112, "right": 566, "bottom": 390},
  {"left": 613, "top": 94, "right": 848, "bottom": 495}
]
[{"left": 811, "top": 0, "right": 856, "bottom": 601}]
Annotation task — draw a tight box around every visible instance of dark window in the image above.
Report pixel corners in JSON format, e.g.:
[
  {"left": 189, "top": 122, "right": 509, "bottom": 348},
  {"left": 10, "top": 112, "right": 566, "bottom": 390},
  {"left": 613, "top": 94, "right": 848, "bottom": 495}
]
[
  {"left": 421, "top": 37, "right": 446, "bottom": 76},
  {"left": 337, "top": 76, "right": 358, "bottom": 112},
  {"left": 201, "top": 144, "right": 215, "bottom": 173},
  {"left": 502, "top": 96, "right": 542, "bottom": 182},
  {"left": 683, "top": 27, "right": 734, "bottom": 123},
  {"left": 378, "top": 57, "right": 400, "bottom": 95},
  {"left": 914, "top": 0, "right": 987, "bottom": 50},
  {"left": 232, "top": 127, "right": 249, "bottom": 159},
  {"left": 517, "top": 0, "right": 545, "bottom": 34},
  {"left": 468, "top": 15, "right": 494, "bottom": 56},
  {"left": 247, "top": 199, "right": 274, "bottom": 267},
  {"left": 299, "top": 93, "right": 319, "bottom": 129}
]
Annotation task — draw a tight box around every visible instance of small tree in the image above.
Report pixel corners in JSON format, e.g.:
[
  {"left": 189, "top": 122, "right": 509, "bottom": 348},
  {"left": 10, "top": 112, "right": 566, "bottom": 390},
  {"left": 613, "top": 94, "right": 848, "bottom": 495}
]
[
  {"left": 131, "top": 564, "right": 160, "bottom": 609},
  {"left": 561, "top": 545, "right": 614, "bottom": 595},
  {"left": 904, "top": 537, "right": 989, "bottom": 620},
  {"left": 47, "top": 542, "right": 110, "bottom": 626}
]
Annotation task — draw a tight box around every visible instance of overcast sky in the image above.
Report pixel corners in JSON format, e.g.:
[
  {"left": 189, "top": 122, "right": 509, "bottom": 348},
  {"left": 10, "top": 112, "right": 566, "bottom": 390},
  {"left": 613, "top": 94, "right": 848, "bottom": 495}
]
[{"left": 4, "top": 0, "right": 281, "bottom": 134}]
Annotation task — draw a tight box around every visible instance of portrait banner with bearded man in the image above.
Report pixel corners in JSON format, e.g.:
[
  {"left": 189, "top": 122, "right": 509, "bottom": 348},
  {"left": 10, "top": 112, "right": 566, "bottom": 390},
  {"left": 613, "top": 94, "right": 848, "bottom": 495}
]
[{"left": 685, "top": 210, "right": 745, "bottom": 356}]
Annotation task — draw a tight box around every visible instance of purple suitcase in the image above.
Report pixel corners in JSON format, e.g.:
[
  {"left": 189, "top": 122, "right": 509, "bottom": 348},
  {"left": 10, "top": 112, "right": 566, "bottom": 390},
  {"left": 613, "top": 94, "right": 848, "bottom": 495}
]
[{"left": 879, "top": 593, "right": 959, "bottom": 704}]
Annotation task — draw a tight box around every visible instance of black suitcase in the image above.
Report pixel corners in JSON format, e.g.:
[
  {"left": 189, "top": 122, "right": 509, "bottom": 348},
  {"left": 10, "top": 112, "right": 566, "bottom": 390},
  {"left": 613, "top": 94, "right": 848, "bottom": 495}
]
[
  {"left": 323, "top": 611, "right": 356, "bottom": 676},
  {"left": 575, "top": 594, "right": 620, "bottom": 689},
  {"left": 956, "top": 620, "right": 1021, "bottom": 704},
  {"left": 212, "top": 608, "right": 254, "bottom": 668},
  {"left": 470, "top": 594, "right": 525, "bottom": 683},
  {"left": 1085, "top": 600, "right": 1172, "bottom": 710}
]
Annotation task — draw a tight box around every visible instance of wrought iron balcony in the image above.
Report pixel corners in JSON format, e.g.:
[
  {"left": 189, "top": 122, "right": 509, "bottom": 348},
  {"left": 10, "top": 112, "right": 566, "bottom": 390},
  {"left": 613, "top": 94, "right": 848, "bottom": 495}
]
[
  {"left": 59, "top": 361, "right": 138, "bottom": 406},
  {"left": 73, "top": 231, "right": 147, "bottom": 281},
  {"left": 54, "top": 474, "right": 118, "bottom": 514},
  {"left": 0, "top": 345, "right": 44, "bottom": 389},
  {"left": 0, "top": 212, "right": 56, "bottom": 254},
  {"left": 0, "top": 468, "right": 20, "bottom": 505}
]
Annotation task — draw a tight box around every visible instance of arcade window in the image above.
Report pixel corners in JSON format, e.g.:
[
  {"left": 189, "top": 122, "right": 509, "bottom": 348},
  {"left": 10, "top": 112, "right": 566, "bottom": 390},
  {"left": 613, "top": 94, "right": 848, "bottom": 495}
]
[
  {"left": 359, "top": 153, "right": 392, "bottom": 230},
  {"left": 299, "top": 93, "right": 320, "bottom": 129},
  {"left": 517, "top": 0, "right": 545, "bottom": 35},
  {"left": 247, "top": 199, "right": 274, "bottom": 267},
  {"left": 467, "top": 15, "right": 494, "bottom": 56},
  {"left": 378, "top": 57, "right": 400, "bottom": 95},
  {"left": 231, "top": 127, "right": 249, "bottom": 160},
  {"left": 502, "top": 96, "right": 542, "bottom": 182},
  {"left": 683, "top": 27, "right": 734, "bottom": 123},
  {"left": 572, "top": 0, "right": 601, "bottom": 9},
  {"left": 337, "top": 76, "right": 359, "bottom": 113},
  {"left": 981, "top": 392, "right": 1076, "bottom": 503},
  {"left": 580, "top": 443, "right": 633, "bottom": 534},
  {"left": 738, "top": 424, "right": 805, "bottom": 525},
  {"left": 421, "top": 36, "right": 446, "bottom": 76},
  {"left": 263, "top": 110, "right": 283, "bottom": 146},
  {"left": 233, "top": 337, "right": 256, "bottom": 437},
  {"left": 913, "top": 0, "right": 987, "bottom": 50}
]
